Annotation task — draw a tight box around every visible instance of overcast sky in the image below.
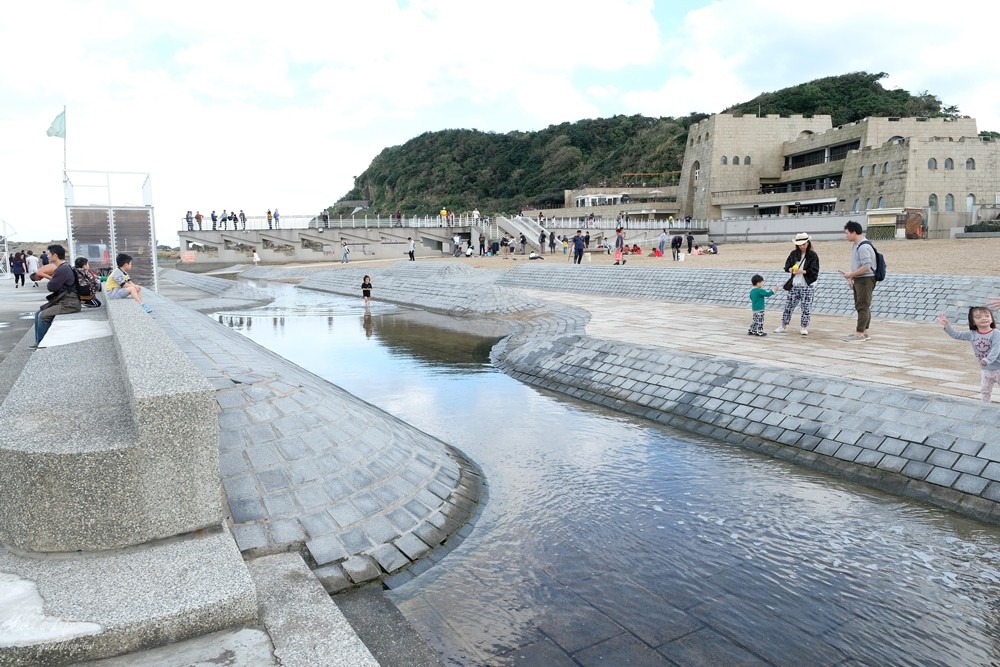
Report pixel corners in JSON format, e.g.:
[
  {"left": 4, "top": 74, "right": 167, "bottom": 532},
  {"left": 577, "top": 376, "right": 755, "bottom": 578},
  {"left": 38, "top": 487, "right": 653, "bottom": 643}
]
[{"left": 2, "top": 0, "right": 998, "bottom": 247}]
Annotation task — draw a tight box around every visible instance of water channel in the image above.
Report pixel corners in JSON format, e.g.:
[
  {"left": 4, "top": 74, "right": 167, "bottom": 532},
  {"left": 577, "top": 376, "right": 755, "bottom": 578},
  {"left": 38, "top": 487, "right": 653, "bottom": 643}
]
[{"left": 222, "top": 284, "right": 1000, "bottom": 666}]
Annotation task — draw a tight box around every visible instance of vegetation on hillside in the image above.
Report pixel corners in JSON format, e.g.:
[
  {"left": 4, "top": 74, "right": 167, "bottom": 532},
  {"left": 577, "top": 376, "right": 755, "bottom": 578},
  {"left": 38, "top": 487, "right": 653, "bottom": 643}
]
[{"left": 336, "top": 72, "right": 965, "bottom": 217}]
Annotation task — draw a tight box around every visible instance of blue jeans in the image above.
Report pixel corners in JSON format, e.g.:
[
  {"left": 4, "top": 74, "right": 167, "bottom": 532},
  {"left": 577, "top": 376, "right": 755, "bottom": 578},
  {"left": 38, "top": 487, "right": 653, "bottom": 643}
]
[{"left": 34, "top": 309, "right": 52, "bottom": 344}]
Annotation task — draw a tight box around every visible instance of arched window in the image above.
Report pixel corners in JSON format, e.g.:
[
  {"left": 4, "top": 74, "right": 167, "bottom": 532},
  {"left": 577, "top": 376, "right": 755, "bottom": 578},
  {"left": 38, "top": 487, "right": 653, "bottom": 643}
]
[
  {"left": 928, "top": 158, "right": 937, "bottom": 170},
  {"left": 859, "top": 165, "right": 866, "bottom": 177},
  {"left": 705, "top": 132, "right": 710, "bottom": 140},
  {"left": 967, "top": 193, "right": 976, "bottom": 212},
  {"left": 945, "top": 194, "right": 954, "bottom": 211},
  {"left": 721, "top": 155, "right": 727, "bottom": 165},
  {"left": 944, "top": 158, "right": 954, "bottom": 170},
  {"left": 744, "top": 156, "right": 751, "bottom": 165},
  {"left": 883, "top": 162, "right": 890, "bottom": 173},
  {"left": 865, "top": 198, "right": 871, "bottom": 210},
  {"left": 872, "top": 164, "right": 877, "bottom": 176},
  {"left": 733, "top": 156, "right": 740, "bottom": 165},
  {"left": 928, "top": 194, "right": 938, "bottom": 212},
  {"left": 853, "top": 198, "right": 860, "bottom": 211},
  {"left": 877, "top": 196, "right": 885, "bottom": 208},
  {"left": 966, "top": 158, "right": 976, "bottom": 170}
]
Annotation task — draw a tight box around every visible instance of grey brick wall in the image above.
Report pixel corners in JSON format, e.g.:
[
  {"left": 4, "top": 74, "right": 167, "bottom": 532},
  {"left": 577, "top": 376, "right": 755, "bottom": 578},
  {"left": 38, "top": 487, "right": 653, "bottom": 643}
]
[{"left": 495, "top": 333, "right": 1000, "bottom": 524}]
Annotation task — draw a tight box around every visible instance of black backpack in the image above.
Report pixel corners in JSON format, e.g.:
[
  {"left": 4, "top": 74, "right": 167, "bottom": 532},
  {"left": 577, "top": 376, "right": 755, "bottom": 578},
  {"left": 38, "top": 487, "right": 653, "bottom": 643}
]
[{"left": 859, "top": 240, "right": 887, "bottom": 282}]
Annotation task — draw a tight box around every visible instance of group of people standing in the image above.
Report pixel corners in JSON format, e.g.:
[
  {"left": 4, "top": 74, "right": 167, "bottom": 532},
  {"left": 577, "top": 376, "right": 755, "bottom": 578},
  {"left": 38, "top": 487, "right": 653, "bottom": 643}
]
[
  {"left": 184, "top": 209, "right": 280, "bottom": 231},
  {"left": 8, "top": 249, "right": 47, "bottom": 288},
  {"left": 746, "top": 222, "right": 897, "bottom": 343}
]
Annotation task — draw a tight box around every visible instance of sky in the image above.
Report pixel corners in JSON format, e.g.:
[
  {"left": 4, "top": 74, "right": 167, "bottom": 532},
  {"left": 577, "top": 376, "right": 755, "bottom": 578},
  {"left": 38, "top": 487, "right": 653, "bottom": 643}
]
[{"left": 2, "top": 0, "right": 999, "bottom": 248}]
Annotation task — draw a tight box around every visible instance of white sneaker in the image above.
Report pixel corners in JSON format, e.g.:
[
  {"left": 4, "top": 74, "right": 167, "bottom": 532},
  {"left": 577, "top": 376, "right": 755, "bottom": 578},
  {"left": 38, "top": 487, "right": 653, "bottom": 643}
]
[
  {"left": 800, "top": 327, "right": 808, "bottom": 335},
  {"left": 774, "top": 326, "right": 786, "bottom": 333}
]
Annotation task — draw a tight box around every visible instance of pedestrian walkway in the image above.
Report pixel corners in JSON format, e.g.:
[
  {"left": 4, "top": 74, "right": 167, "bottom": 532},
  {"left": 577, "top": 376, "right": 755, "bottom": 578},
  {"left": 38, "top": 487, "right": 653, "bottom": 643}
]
[{"left": 536, "top": 292, "right": 994, "bottom": 404}]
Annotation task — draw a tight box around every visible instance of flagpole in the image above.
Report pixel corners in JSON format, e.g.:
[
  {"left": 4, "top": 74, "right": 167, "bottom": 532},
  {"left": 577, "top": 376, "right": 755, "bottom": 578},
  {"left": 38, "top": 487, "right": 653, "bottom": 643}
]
[{"left": 62, "top": 105, "right": 67, "bottom": 176}]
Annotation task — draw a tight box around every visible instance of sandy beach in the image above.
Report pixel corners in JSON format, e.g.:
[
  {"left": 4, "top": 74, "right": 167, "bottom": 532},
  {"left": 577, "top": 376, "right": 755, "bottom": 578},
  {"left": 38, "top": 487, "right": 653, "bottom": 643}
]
[{"left": 428, "top": 236, "right": 1000, "bottom": 277}]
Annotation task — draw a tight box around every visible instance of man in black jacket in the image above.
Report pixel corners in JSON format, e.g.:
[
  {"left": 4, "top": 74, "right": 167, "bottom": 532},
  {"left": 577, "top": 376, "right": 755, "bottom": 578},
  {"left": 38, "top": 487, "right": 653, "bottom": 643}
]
[{"left": 33, "top": 244, "right": 81, "bottom": 346}]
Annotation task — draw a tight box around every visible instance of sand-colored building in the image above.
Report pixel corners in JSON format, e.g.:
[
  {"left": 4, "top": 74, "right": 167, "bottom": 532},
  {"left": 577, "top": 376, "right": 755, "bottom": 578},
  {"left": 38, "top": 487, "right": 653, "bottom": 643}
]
[
  {"left": 678, "top": 114, "right": 999, "bottom": 223},
  {"left": 551, "top": 114, "right": 1000, "bottom": 233}
]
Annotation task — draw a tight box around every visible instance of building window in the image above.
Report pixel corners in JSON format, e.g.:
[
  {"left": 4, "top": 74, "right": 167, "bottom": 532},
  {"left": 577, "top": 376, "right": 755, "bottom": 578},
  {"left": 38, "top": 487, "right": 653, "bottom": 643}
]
[
  {"left": 928, "top": 194, "right": 938, "bottom": 212},
  {"left": 967, "top": 193, "right": 976, "bottom": 212},
  {"left": 744, "top": 156, "right": 751, "bottom": 165},
  {"left": 721, "top": 156, "right": 727, "bottom": 165},
  {"left": 872, "top": 164, "right": 877, "bottom": 176},
  {"left": 853, "top": 198, "right": 860, "bottom": 211},
  {"left": 877, "top": 196, "right": 885, "bottom": 208},
  {"left": 945, "top": 194, "right": 954, "bottom": 211},
  {"left": 944, "top": 158, "right": 954, "bottom": 170},
  {"left": 883, "top": 162, "right": 890, "bottom": 173},
  {"left": 928, "top": 158, "right": 937, "bottom": 170},
  {"left": 865, "top": 198, "right": 871, "bottom": 210},
  {"left": 733, "top": 156, "right": 740, "bottom": 165},
  {"left": 966, "top": 158, "right": 976, "bottom": 170},
  {"left": 860, "top": 165, "right": 866, "bottom": 177}
]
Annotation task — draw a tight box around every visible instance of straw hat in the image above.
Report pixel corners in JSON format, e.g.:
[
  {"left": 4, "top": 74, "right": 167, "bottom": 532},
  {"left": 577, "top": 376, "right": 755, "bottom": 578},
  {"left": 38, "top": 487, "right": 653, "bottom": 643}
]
[{"left": 793, "top": 233, "right": 811, "bottom": 245}]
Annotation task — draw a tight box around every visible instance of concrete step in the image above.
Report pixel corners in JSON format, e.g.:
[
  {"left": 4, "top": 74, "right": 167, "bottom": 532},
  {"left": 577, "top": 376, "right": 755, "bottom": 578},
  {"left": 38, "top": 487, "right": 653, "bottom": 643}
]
[
  {"left": 246, "top": 553, "right": 378, "bottom": 667},
  {"left": 0, "top": 527, "right": 257, "bottom": 666}
]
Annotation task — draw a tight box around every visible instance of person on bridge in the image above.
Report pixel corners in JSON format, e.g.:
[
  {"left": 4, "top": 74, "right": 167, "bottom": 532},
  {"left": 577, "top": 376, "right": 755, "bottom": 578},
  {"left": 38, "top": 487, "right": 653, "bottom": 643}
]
[
  {"left": 273, "top": 209, "right": 280, "bottom": 228},
  {"left": 195, "top": 211, "right": 203, "bottom": 230},
  {"left": 266, "top": 209, "right": 273, "bottom": 229}
]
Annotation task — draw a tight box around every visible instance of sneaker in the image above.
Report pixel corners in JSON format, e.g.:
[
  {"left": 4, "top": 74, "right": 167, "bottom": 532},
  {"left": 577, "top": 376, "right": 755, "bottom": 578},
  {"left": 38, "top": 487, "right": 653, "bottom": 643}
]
[
  {"left": 843, "top": 333, "right": 865, "bottom": 342},
  {"left": 141, "top": 304, "right": 154, "bottom": 313},
  {"left": 774, "top": 325, "right": 787, "bottom": 333},
  {"left": 800, "top": 327, "right": 808, "bottom": 335},
  {"left": 863, "top": 333, "right": 871, "bottom": 340},
  {"left": 751, "top": 331, "right": 767, "bottom": 337}
]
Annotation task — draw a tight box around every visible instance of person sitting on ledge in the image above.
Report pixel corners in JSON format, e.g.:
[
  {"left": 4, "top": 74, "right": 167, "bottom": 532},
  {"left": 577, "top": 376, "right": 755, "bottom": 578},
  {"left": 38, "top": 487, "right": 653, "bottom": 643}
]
[{"left": 106, "top": 253, "right": 153, "bottom": 313}]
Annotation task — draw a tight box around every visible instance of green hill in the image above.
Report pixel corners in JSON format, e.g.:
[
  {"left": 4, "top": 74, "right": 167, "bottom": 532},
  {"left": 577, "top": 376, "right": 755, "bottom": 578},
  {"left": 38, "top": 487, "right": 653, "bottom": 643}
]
[{"left": 336, "top": 72, "right": 960, "bottom": 217}]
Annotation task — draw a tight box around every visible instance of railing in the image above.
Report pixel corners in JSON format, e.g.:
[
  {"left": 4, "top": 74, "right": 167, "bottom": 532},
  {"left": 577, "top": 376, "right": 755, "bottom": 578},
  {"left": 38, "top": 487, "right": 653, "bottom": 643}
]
[
  {"left": 179, "top": 212, "right": 715, "bottom": 235},
  {"left": 180, "top": 213, "right": 494, "bottom": 232},
  {"left": 712, "top": 182, "right": 840, "bottom": 197}
]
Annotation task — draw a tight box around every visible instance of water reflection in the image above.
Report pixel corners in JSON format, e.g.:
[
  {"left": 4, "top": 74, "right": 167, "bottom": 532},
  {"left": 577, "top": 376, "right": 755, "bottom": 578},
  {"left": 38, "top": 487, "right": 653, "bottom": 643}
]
[{"left": 223, "top": 285, "right": 1000, "bottom": 666}]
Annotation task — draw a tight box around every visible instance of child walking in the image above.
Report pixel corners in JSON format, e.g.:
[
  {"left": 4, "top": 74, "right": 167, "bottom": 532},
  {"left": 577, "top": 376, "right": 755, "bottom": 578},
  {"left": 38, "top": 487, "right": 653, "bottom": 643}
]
[
  {"left": 937, "top": 307, "right": 1000, "bottom": 402},
  {"left": 361, "top": 275, "right": 373, "bottom": 306},
  {"left": 748, "top": 274, "right": 779, "bottom": 336}
]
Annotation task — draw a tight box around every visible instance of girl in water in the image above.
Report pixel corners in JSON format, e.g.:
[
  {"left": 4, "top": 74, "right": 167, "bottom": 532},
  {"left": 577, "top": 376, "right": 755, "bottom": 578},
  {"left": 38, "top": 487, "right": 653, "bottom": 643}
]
[{"left": 361, "top": 275, "right": 373, "bottom": 306}]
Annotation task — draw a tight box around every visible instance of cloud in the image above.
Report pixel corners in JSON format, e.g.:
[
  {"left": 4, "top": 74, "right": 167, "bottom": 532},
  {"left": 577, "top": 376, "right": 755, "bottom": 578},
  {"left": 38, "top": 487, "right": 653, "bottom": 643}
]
[{"left": 1, "top": 0, "right": 997, "bottom": 247}]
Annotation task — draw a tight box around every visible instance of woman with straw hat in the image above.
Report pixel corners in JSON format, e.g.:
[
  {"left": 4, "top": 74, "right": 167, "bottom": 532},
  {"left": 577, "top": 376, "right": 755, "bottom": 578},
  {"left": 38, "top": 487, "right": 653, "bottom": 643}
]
[{"left": 775, "top": 232, "right": 820, "bottom": 335}]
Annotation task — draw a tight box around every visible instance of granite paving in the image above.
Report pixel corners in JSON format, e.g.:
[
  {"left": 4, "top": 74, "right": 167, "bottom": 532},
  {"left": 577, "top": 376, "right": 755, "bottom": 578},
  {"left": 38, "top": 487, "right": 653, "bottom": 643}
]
[{"left": 142, "top": 285, "right": 485, "bottom": 591}]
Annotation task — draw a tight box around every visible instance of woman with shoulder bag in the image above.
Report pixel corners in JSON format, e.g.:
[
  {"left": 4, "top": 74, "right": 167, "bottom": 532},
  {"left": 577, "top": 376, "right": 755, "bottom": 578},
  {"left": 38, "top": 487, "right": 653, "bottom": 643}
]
[{"left": 775, "top": 233, "right": 820, "bottom": 336}]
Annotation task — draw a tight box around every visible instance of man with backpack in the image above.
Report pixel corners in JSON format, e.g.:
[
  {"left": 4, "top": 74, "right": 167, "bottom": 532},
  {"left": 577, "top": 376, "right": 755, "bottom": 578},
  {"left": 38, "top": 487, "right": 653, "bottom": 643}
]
[
  {"left": 32, "top": 244, "right": 81, "bottom": 346},
  {"left": 840, "top": 220, "right": 879, "bottom": 342}
]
